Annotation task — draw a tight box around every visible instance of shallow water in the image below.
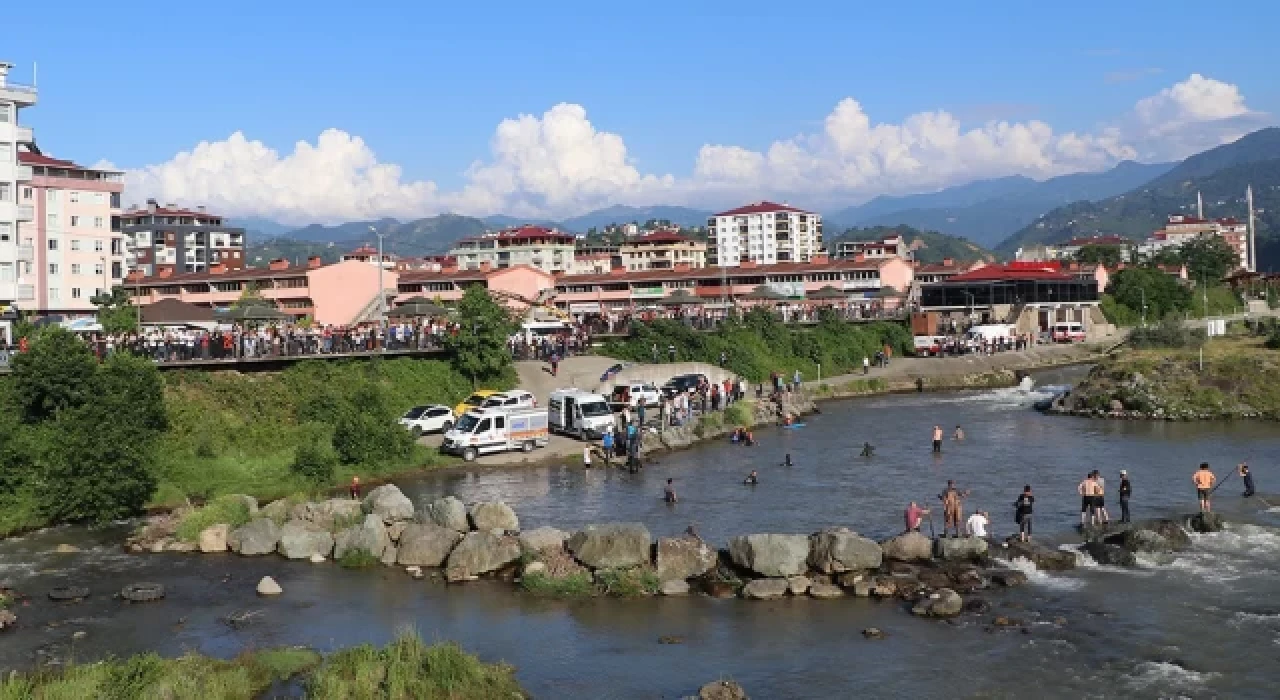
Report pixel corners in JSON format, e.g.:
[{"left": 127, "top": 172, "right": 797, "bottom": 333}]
[{"left": 4, "top": 368, "right": 1280, "bottom": 699}]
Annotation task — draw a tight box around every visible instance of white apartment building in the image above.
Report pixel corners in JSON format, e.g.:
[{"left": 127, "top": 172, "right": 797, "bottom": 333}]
[
  {"left": 449, "top": 225, "right": 576, "bottom": 274},
  {"left": 0, "top": 61, "right": 37, "bottom": 342},
  {"left": 834, "top": 234, "right": 908, "bottom": 260},
  {"left": 706, "top": 201, "right": 822, "bottom": 267}
]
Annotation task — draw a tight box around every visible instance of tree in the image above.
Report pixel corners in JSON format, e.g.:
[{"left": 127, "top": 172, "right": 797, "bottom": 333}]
[
  {"left": 10, "top": 327, "right": 99, "bottom": 423},
  {"left": 1179, "top": 235, "right": 1239, "bottom": 282},
  {"left": 90, "top": 287, "right": 138, "bottom": 335},
  {"left": 232, "top": 283, "right": 272, "bottom": 310},
  {"left": 40, "top": 402, "right": 158, "bottom": 523},
  {"left": 1074, "top": 245, "right": 1123, "bottom": 267},
  {"left": 331, "top": 385, "right": 414, "bottom": 466},
  {"left": 1107, "top": 267, "right": 1191, "bottom": 322},
  {"left": 444, "top": 286, "right": 516, "bottom": 385}
]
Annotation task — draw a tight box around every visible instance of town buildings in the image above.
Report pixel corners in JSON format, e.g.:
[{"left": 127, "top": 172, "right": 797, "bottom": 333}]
[
  {"left": 834, "top": 234, "right": 908, "bottom": 260},
  {"left": 618, "top": 230, "right": 707, "bottom": 271},
  {"left": 918, "top": 261, "right": 1105, "bottom": 336},
  {"left": 706, "top": 201, "right": 823, "bottom": 267},
  {"left": 120, "top": 199, "right": 246, "bottom": 277},
  {"left": 0, "top": 61, "right": 37, "bottom": 339},
  {"left": 1136, "top": 215, "right": 1249, "bottom": 271},
  {"left": 912, "top": 258, "right": 984, "bottom": 284},
  {"left": 449, "top": 225, "right": 576, "bottom": 274},
  {"left": 341, "top": 244, "right": 397, "bottom": 268}
]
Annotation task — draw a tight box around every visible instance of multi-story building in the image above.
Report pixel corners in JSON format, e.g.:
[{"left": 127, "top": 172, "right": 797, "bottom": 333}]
[
  {"left": 16, "top": 149, "right": 125, "bottom": 316},
  {"left": 618, "top": 230, "right": 707, "bottom": 271},
  {"left": 1136, "top": 215, "right": 1248, "bottom": 271},
  {"left": 706, "top": 201, "right": 822, "bottom": 267},
  {"left": 120, "top": 199, "right": 246, "bottom": 277},
  {"left": 834, "top": 234, "right": 908, "bottom": 260},
  {"left": 341, "top": 244, "right": 397, "bottom": 268},
  {"left": 449, "top": 225, "right": 576, "bottom": 274},
  {"left": 0, "top": 61, "right": 38, "bottom": 339}
]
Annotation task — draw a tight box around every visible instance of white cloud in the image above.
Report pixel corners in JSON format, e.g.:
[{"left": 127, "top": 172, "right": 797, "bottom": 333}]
[{"left": 122, "top": 74, "right": 1270, "bottom": 223}]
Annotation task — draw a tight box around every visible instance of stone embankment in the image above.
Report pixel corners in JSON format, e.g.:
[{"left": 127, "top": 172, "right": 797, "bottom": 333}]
[{"left": 1046, "top": 362, "right": 1274, "bottom": 420}]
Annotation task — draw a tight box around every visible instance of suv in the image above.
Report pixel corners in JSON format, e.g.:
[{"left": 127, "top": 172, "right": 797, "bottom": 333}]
[
  {"left": 481, "top": 389, "right": 538, "bottom": 410},
  {"left": 661, "top": 373, "right": 708, "bottom": 398},
  {"left": 399, "top": 405, "right": 455, "bottom": 436},
  {"left": 610, "top": 382, "right": 661, "bottom": 407}
]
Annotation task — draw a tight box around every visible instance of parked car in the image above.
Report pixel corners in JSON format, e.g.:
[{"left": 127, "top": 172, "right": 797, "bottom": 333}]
[
  {"left": 441, "top": 406, "right": 549, "bottom": 462},
  {"left": 454, "top": 390, "right": 499, "bottom": 418},
  {"left": 913, "top": 335, "right": 944, "bottom": 357},
  {"left": 480, "top": 389, "right": 538, "bottom": 410},
  {"left": 610, "top": 382, "right": 661, "bottom": 407},
  {"left": 1051, "top": 322, "right": 1086, "bottom": 343},
  {"left": 399, "top": 404, "right": 455, "bottom": 435},
  {"left": 661, "top": 373, "right": 708, "bottom": 398}
]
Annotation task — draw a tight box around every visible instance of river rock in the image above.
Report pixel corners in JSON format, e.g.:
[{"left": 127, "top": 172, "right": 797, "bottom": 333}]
[
  {"left": 396, "top": 523, "right": 462, "bottom": 567},
  {"left": 1188, "top": 512, "right": 1224, "bottom": 533},
  {"left": 567, "top": 523, "right": 652, "bottom": 569},
  {"left": 786, "top": 576, "right": 811, "bottom": 595},
  {"left": 445, "top": 531, "right": 522, "bottom": 581},
  {"left": 879, "top": 531, "right": 933, "bottom": 562},
  {"left": 699, "top": 680, "right": 749, "bottom": 700},
  {"left": 809, "top": 582, "right": 845, "bottom": 599},
  {"left": 380, "top": 544, "right": 398, "bottom": 566},
  {"left": 421, "top": 496, "right": 469, "bottom": 532},
  {"left": 1143, "top": 519, "right": 1193, "bottom": 550},
  {"left": 228, "top": 519, "right": 281, "bottom": 556},
  {"left": 198, "top": 524, "right": 230, "bottom": 553},
  {"left": 1120, "top": 528, "right": 1174, "bottom": 554},
  {"left": 911, "top": 588, "right": 963, "bottom": 618},
  {"left": 519, "top": 527, "right": 569, "bottom": 554},
  {"left": 333, "top": 514, "right": 390, "bottom": 560},
  {"left": 260, "top": 498, "right": 291, "bottom": 522},
  {"left": 934, "top": 537, "right": 989, "bottom": 561},
  {"left": 808, "top": 527, "right": 883, "bottom": 573},
  {"left": 660, "top": 579, "right": 691, "bottom": 596},
  {"left": 387, "top": 522, "right": 408, "bottom": 542},
  {"left": 0, "top": 610, "right": 16, "bottom": 630},
  {"left": 277, "top": 521, "right": 335, "bottom": 560},
  {"left": 53, "top": 544, "right": 80, "bottom": 554},
  {"left": 729, "top": 534, "right": 810, "bottom": 577},
  {"left": 989, "top": 570, "right": 1028, "bottom": 587},
  {"left": 852, "top": 580, "right": 875, "bottom": 597},
  {"left": 1002, "top": 539, "right": 1076, "bottom": 571},
  {"left": 256, "top": 576, "right": 282, "bottom": 596},
  {"left": 362, "top": 484, "right": 415, "bottom": 522},
  {"left": 310, "top": 553, "right": 326, "bottom": 564},
  {"left": 523, "top": 561, "right": 546, "bottom": 576},
  {"left": 862, "top": 627, "right": 886, "bottom": 640},
  {"left": 655, "top": 536, "right": 717, "bottom": 581},
  {"left": 741, "top": 578, "right": 790, "bottom": 600},
  {"left": 468, "top": 502, "right": 520, "bottom": 532},
  {"left": 297, "top": 499, "right": 363, "bottom": 529},
  {"left": 1083, "top": 541, "right": 1136, "bottom": 567}
]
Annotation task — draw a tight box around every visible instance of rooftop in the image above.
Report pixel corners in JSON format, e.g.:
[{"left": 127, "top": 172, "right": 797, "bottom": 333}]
[
  {"left": 555, "top": 257, "right": 892, "bottom": 285},
  {"left": 18, "top": 148, "right": 121, "bottom": 174},
  {"left": 458, "top": 225, "right": 575, "bottom": 243},
  {"left": 945, "top": 262, "right": 1074, "bottom": 282},
  {"left": 714, "top": 201, "right": 815, "bottom": 217},
  {"left": 624, "top": 230, "right": 696, "bottom": 245}
]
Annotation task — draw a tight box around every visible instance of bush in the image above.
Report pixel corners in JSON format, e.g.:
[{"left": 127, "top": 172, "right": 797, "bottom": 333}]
[
  {"left": 174, "top": 494, "right": 255, "bottom": 542},
  {"left": 1128, "top": 318, "right": 1206, "bottom": 349},
  {"left": 520, "top": 571, "right": 595, "bottom": 597},
  {"left": 1266, "top": 331, "right": 1280, "bottom": 350},
  {"left": 593, "top": 567, "right": 660, "bottom": 597},
  {"left": 332, "top": 385, "right": 416, "bottom": 466},
  {"left": 723, "top": 400, "right": 753, "bottom": 427},
  {"left": 290, "top": 428, "right": 338, "bottom": 484},
  {"left": 338, "top": 549, "right": 381, "bottom": 569}
]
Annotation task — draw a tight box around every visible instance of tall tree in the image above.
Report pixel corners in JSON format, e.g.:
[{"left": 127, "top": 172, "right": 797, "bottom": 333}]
[
  {"left": 1074, "top": 245, "right": 1123, "bottom": 267},
  {"left": 1107, "top": 267, "right": 1192, "bottom": 321},
  {"left": 444, "top": 286, "right": 516, "bottom": 386},
  {"left": 1178, "top": 234, "right": 1239, "bottom": 282},
  {"left": 91, "top": 287, "right": 139, "bottom": 335},
  {"left": 10, "top": 327, "right": 99, "bottom": 423}
]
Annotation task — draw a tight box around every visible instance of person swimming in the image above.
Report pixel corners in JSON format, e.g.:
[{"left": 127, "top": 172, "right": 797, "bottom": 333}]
[
  {"left": 860, "top": 442, "right": 875, "bottom": 458},
  {"left": 744, "top": 470, "right": 759, "bottom": 485}
]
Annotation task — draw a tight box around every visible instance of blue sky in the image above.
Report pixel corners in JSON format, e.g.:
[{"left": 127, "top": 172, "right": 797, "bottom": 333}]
[{"left": 6, "top": 0, "right": 1277, "bottom": 221}]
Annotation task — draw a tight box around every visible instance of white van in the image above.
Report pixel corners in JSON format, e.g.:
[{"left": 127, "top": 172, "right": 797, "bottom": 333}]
[
  {"left": 965, "top": 324, "right": 1016, "bottom": 344},
  {"left": 1051, "top": 322, "right": 1086, "bottom": 343},
  {"left": 519, "top": 320, "right": 571, "bottom": 345},
  {"left": 547, "top": 388, "right": 615, "bottom": 439},
  {"left": 440, "top": 407, "right": 549, "bottom": 462}
]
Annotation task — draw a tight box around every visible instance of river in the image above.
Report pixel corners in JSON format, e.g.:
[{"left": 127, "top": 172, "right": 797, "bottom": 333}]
[{"left": 4, "top": 366, "right": 1280, "bottom": 699}]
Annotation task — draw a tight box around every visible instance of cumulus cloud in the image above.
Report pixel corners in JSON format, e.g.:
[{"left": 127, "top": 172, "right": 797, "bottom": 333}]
[{"left": 122, "top": 74, "right": 1271, "bottom": 222}]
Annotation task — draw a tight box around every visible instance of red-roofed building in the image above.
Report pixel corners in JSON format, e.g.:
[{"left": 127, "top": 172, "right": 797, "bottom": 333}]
[
  {"left": 706, "top": 201, "right": 823, "bottom": 267},
  {"left": 920, "top": 260, "right": 1105, "bottom": 336},
  {"left": 1136, "top": 214, "right": 1249, "bottom": 273},
  {"left": 120, "top": 198, "right": 246, "bottom": 278},
  {"left": 448, "top": 225, "right": 577, "bottom": 274},
  {"left": 913, "top": 258, "right": 986, "bottom": 284},
  {"left": 617, "top": 230, "right": 707, "bottom": 271},
  {"left": 341, "top": 243, "right": 397, "bottom": 269}
]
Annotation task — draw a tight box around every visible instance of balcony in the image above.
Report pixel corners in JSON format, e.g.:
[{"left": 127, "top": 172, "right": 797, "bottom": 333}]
[
  {"left": 17, "top": 205, "right": 34, "bottom": 222},
  {"left": 15, "top": 244, "right": 33, "bottom": 262},
  {"left": 16, "top": 284, "right": 35, "bottom": 301},
  {"left": 16, "top": 165, "right": 32, "bottom": 181},
  {"left": 14, "top": 126, "right": 33, "bottom": 144}
]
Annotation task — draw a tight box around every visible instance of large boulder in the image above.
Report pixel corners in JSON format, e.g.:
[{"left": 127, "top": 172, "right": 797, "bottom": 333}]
[
  {"left": 1002, "top": 539, "right": 1076, "bottom": 571},
  {"left": 469, "top": 502, "right": 520, "bottom": 532},
  {"left": 655, "top": 536, "right": 717, "bottom": 581},
  {"left": 444, "top": 531, "right": 521, "bottom": 581},
  {"left": 295, "top": 499, "right": 363, "bottom": 529},
  {"left": 228, "top": 519, "right": 281, "bottom": 556},
  {"left": 699, "top": 680, "right": 749, "bottom": 700},
  {"left": 260, "top": 498, "right": 292, "bottom": 522},
  {"left": 741, "top": 578, "right": 790, "bottom": 600},
  {"left": 808, "top": 528, "right": 883, "bottom": 573},
  {"left": 333, "top": 514, "right": 391, "bottom": 560},
  {"left": 809, "top": 582, "right": 845, "bottom": 599},
  {"left": 227, "top": 495, "right": 259, "bottom": 515},
  {"left": 198, "top": 524, "right": 229, "bottom": 553},
  {"left": 519, "top": 527, "right": 569, "bottom": 555},
  {"left": 567, "top": 523, "right": 652, "bottom": 569},
  {"left": 1083, "top": 541, "right": 1136, "bottom": 567},
  {"left": 420, "top": 496, "right": 469, "bottom": 532},
  {"left": 362, "top": 484, "right": 415, "bottom": 522},
  {"left": 934, "top": 537, "right": 989, "bottom": 561},
  {"left": 911, "top": 588, "right": 963, "bottom": 618},
  {"left": 396, "top": 523, "right": 463, "bottom": 567},
  {"left": 1188, "top": 512, "right": 1224, "bottom": 533},
  {"left": 879, "top": 532, "right": 934, "bottom": 562},
  {"left": 1120, "top": 529, "right": 1174, "bottom": 554},
  {"left": 729, "top": 534, "right": 810, "bottom": 577},
  {"left": 277, "top": 521, "right": 335, "bottom": 560}
]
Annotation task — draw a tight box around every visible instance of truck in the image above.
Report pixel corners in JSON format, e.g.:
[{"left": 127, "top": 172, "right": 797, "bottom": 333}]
[
  {"left": 440, "top": 406, "right": 549, "bottom": 462},
  {"left": 547, "top": 388, "right": 615, "bottom": 440}
]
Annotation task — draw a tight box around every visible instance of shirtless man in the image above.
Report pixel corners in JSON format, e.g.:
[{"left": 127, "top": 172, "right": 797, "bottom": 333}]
[
  {"left": 1077, "top": 473, "right": 1097, "bottom": 527},
  {"left": 1193, "top": 463, "right": 1216, "bottom": 512},
  {"left": 932, "top": 425, "right": 944, "bottom": 454},
  {"left": 938, "top": 480, "right": 969, "bottom": 538}
]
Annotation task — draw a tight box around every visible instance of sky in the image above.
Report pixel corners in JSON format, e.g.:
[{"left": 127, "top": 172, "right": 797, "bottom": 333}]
[{"left": 5, "top": 0, "right": 1278, "bottom": 223}]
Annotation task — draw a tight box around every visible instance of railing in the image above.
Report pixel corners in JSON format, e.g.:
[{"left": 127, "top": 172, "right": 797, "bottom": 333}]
[
  {"left": 0, "top": 82, "right": 37, "bottom": 95},
  {"left": 15, "top": 244, "right": 33, "bottom": 261}
]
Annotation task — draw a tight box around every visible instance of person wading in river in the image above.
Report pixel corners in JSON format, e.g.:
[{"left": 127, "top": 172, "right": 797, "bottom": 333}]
[
  {"left": 1240, "top": 463, "right": 1257, "bottom": 498},
  {"left": 904, "top": 501, "right": 930, "bottom": 533},
  {"left": 953, "top": 425, "right": 965, "bottom": 441},
  {"left": 1078, "top": 473, "right": 1097, "bottom": 527},
  {"left": 664, "top": 478, "right": 678, "bottom": 504},
  {"left": 743, "top": 470, "right": 759, "bottom": 486},
  {"left": 1092, "top": 470, "right": 1111, "bottom": 526},
  {"left": 938, "top": 480, "right": 968, "bottom": 538},
  {"left": 1118, "top": 470, "right": 1133, "bottom": 523},
  {"left": 932, "top": 425, "right": 944, "bottom": 454},
  {"left": 349, "top": 476, "right": 362, "bottom": 500},
  {"left": 1014, "top": 485, "right": 1034, "bottom": 542},
  {"left": 1193, "top": 463, "right": 1216, "bottom": 512}
]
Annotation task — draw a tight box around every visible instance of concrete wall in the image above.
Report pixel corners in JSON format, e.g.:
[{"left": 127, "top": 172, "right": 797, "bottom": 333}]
[{"left": 308, "top": 259, "right": 399, "bottom": 326}]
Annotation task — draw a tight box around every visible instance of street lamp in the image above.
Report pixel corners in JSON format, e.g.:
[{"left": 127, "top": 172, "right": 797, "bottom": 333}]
[
  {"left": 369, "top": 225, "right": 387, "bottom": 328},
  {"left": 1140, "top": 286, "right": 1147, "bottom": 327}
]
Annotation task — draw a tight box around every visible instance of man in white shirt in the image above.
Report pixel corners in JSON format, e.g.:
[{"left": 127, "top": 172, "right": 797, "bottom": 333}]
[{"left": 965, "top": 511, "right": 989, "bottom": 538}]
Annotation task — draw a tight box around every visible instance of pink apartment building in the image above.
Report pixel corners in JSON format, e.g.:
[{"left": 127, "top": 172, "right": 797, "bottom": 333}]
[
  {"left": 17, "top": 148, "right": 125, "bottom": 317},
  {"left": 396, "top": 263, "right": 556, "bottom": 308}
]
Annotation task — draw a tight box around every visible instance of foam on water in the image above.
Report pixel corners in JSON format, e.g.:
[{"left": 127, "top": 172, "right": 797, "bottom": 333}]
[
  {"left": 1125, "top": 661, "right": 1217, "bottom": 693},
  {"left": 1000, "top": 555, "right": 1086, "bottom": 591}
]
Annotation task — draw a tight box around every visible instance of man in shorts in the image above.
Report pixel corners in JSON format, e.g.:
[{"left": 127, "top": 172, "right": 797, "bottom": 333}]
[
  {"left": 938, "top": 480, "right": 968, "bottom": 538},
  {"left": 1014, "top": 485, "right": 1034, "bottom": 542},
  {"left": 1077, "top": 473, "right": 1096, "bottom": 527},
  {"left": 932, "top": 425, "right": 944, "bottom": 454},
  {"left": 1193, "top": 463, "right": 1216, "bottom": 512}
]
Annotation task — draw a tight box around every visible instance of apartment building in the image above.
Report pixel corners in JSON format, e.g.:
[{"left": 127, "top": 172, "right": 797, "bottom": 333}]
[
  {"left": 706, "top": 201, "right": 822, "bottom": 267},
  {"left": 618, "top": 230, "right": 707, "bottom": 271},
  {"left": 449, "top": 225, "right": 576, "bottom": 273},
  {"left": 1136, "top": 215, "right": 1248, "bottom": 271},
  {"left": 834, "top": 234, "right": 908, "bottom": 260},
  {"left": 120, "top": 199, "right": 246, "bottom": 277},
  {"left": 16, "top": 149, "right": 125, "bottom": 316},
  {"left": 0, "top": 61, "right": 37, "bottom": 339}
]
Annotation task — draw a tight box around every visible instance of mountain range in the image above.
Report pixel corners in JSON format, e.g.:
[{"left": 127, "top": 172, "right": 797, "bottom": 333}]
[{"left": 825, "top": 225, "right": 997, "bottom": 265}]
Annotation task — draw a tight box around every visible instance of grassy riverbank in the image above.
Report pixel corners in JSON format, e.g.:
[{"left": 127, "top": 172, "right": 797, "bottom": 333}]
[{"left": 0, "top": 631, "right": 526, "bottom": 699}]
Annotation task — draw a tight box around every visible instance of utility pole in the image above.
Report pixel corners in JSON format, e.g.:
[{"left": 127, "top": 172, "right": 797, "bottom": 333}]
[
  {"left": 1140, "top": 287, "right": 1146, "bottom": 327},
  {"left": 369, "top": 225, "right": 387, "bottom": 327},
  {"left": 1247, "top": 185, "right": 1257, "bottom": 273}
]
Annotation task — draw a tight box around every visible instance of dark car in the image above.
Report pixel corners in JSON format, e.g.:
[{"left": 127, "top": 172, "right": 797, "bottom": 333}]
[{"left": 661, "top": 373, "right": 708, "bottom": 397}]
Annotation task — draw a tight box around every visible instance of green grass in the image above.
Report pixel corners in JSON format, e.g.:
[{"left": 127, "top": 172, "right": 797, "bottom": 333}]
[
  {"left": 593, "top": 568, "right": 661, "bottom": 597},
  {"left": 519, "top": 571, "right": 595, "bottom": 597},
  {"left": 338, "top": 549, "right": 381, "bottom": 569},
  {"left": 0, "top": 591, "right": 13, "bottom": 610},
  {"left": 307, "top": 631, "right": 526, "bottom": 700},
  {"left": 0, "top": 647, "right": 320, "bottom": 700},
  {"left": 173, "top": 495, "right": 255, "bottom": 542},
  {"left": 838, "top": 378, "right": 888, "bottom": 394},
  {"left": 723, "top": 400, "right": 753, "bottom": 427}
]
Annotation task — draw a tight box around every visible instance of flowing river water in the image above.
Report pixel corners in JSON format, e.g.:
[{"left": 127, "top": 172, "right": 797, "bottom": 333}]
[{"left": 4, "top": 366, "right": 1280, "bottom": 699}]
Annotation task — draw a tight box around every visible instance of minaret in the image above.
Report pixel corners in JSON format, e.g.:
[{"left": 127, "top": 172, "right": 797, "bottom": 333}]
[
  {"left": 1247, "top": 185, "right": 1257, "bottom": 272},
  {"left": 1196, "top": 191, "right": 1204, "bottom": 219}
]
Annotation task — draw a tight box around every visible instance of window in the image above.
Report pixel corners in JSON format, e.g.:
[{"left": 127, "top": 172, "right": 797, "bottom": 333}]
[
  {"left": 70, "top": 239, "right": 82, "bottom": 251},
  {"left": 71, "top": 288, "right": 82, "bottom": 299},
  {"left": 94, "top": 217, "right": 105, "bottom": 229},
  {"left": 0, "top": 183, "right": 10, "bottom": 202},
  {"left": 48, "top": 288, "right": 60, "bottom": 301},
  {"left": 0, "top": 143, "right": 10, "bottom": 161},
  {"left": 47, "top": 238, "right": 58, "bottom": 251},
  {"left": 110, "top": 192, "right": 121, "bottom": 208},
  {"left": 94, "top": 263, "right": 104, "bottom": 276},
  {"left": 94, "top": 240, "right": 104, "bottom": 252},
  {"left": 0, "top": 263, "right": 12, "bottom": 283},
  {"left": 0, "top": 104, "right": 9, "bottom": 122},
  {"left": 69, "top": 191, "right": 80, "bottom": 203},
  {"left": 70, "top": 264, "right": 82, "bottom": 275},
  {"left": 46, "top": 189, "right": 56, "bottom": 203},
  {"left": 47, "top": 214, "right": 57, "bottom": 228},
  {"left": 21, "top": 186, "right": 32, "bottom": 201},
  {"left": 0, "top": 223, "right": 9, "bottom": 243},
  {"left": 49, "top": 264, "right": 59, "bottom": 275},
  {"left": 70, "top": 216, "right": 81, "bottom": 227}
]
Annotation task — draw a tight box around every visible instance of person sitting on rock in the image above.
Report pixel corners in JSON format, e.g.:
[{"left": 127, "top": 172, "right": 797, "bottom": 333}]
[{"left": 965, "top": 510, "right": 989, "bottom": 539}]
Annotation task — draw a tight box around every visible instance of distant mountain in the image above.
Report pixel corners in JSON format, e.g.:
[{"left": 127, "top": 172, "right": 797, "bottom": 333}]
[
  {"left": 247, "top": 214, "right": 491, "bottom": 264},
  {"left": 482, "top": 215, "right": 560, "bottom": 229},
  {"left": 826, "top": 225, "right": 997, "bottom": 265},
  {"left": 559, "top": 205, "right": 713, "bottom": 232},
  {"left": 995, "top": 128, "right": 1280, "bottom": 262},
  {"left": 825, "top": 161, "right": 1173, "bottom": 248},
  {"left": 227, "top": 217, "right": 294, "bottom": 239}
]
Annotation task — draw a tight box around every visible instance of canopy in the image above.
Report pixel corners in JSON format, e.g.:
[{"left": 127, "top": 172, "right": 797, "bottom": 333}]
[
  {"left": 742, "top": 285, "right": 788, "bottom": 301},
  {"left": 658, "top": 289, "right": 705, "bottom": 306},
  {"left": 807, "top": 285, "right": 849, "bottom": 301},
  {"left": 61, "top": 317, "right": 103, "bottom": 333},
  {"left": 218, "top": 305, "right": 289, "bottom": 322},
  {"left": 389, "top": 297, "right": 449, "bottom": 318},
  {"left": 140, "top": 299, "right": 216, "bottom": 325}
]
